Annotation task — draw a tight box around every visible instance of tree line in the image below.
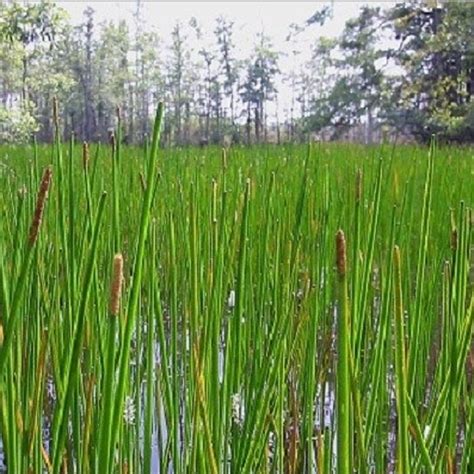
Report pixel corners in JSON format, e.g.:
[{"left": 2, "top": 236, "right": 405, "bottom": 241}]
[{"left": 0, "top": 0, "right": 473, "bottom": 145}]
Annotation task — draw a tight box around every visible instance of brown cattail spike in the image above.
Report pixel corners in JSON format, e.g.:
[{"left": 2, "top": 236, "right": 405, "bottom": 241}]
[
  {"left": 28, "top": 166, "right": 53, "bottom": 247},
  {"left": 449, "top": 209, "right": 457, "bottom": 252},
  {"left": 109, "top": 253, "right": 124, "bottom": 316},
  {"left": 336, "top": 230, "right": 347, "bottom": 276},
  {"left": 450, "top": 228, "right": 457, "bottom": 252},
  {"left": 139, "top": 172, "right": 146, "bottom": 192},
  {"left": 52, "top": 97, "right": 59, "bottom": 129},
  {"left": 82, "top": 142, "right": 90, "bottom": 171},
  {"left": 116, "top": 106, "right": 122, "bottom": 124}
]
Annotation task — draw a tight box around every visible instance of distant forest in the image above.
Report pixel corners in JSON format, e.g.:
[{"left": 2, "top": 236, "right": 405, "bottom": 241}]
[{"left": 0, "top": 1, "right": 473, "bottom": 145}]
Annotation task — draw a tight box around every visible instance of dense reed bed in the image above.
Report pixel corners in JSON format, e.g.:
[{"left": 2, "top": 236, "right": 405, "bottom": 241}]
[{"left": 0, "top": 107, "right": 472, "bottom": 473}]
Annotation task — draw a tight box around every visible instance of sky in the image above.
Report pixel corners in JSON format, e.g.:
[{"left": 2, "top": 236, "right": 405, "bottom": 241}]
[
  {"left": 58, "top": 1, "right": 373, "bottom": 37},
  {"left": 58, "top": 2, "right": 384, "bottom": 49},
  {"left": 54, "top": 1, "right": 392, "bottom": 117}
]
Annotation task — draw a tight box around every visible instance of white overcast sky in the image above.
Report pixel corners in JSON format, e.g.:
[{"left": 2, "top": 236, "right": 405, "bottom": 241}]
[{"left": 55, "top": 1, "right": 393, "bottom": 117}]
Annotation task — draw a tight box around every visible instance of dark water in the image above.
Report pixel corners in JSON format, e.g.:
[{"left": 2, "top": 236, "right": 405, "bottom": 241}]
[{"left": 0, "top": 439, "right": 5, "bottom": 473}]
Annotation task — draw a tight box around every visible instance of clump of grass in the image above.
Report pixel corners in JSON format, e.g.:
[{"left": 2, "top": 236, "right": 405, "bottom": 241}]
[
  {"left": 0, "top": 104, "right": 472, "bottom": 473},
  {"left": 0, "top": 165, "right": 53, "bottom": 373}
]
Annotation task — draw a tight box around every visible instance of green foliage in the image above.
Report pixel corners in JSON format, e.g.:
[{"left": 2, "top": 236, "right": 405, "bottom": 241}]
[
  {"left": 388, "top": 2, "right": 474, "bottom": 141},
  {"left": 304, "top": 2, "right": 474, "bottom": 143},
  {"left": 0, "top": 123, "right": 472, "bottom": 471},
  {"left": 1, "top": 1, "right": 473, "bottom": 144},
  {"left": 0, "top": 0, "right": 70, "bottom": 141},
  {"left": 303, "top": 6, "right": 389, "bottom": 141},
  {"left": 0, "top": 102, "right": 38, "bottom": 142},
  {"left": 240, "top": 32, "right": 279, "bottom": 107},
  {"left": 0, "top": 0, "right": 66, "bottom": 45},
  {"left": 240, "top": 32, "right": 280, "bottom": 143}
]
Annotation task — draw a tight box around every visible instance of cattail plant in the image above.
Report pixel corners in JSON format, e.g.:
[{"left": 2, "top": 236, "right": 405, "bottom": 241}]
[
  {"left": 0, "top": 111, "right": 471, "bottom": 474},
  {"left": 450, "top": 229, "right": 458, "bottom": 253},
  {"left": 0, "top": 166, "right": 53, "bottom": 375},
  {"left": 28, "top": 166, "right": 53, "bottom": 247},
  {"left": 139, "top": 171, "right": 146, "bottom": 192},
  {"left": 109, "top": 253, "right": 124, "bottom": 316},
  {"left": 110, "top": 129, "right": 121, "bottom": 252},
  {"left": 108, "top": 102, "right": 164, "bottom": 468},
  {"left": 82, "top": 142, "right": 90, "bottom": 171},
  {"left": 393, "top": 245, "right": 410, "bottom": 474},
  {"left": 51, "top": 192, "right": 107, "bottom": 474},
  {"left": 336, "top": 229, "right": 351, "bottom": 474},
  {"left": 98, "top": 253, "right": 124, "bottom": 473}
]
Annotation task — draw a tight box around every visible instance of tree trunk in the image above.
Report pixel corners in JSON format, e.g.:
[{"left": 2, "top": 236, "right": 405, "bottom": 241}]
[
  {"left": 84, "top": 13, "right": 94, "bottom": 141},
  {"left": 129, "top": 83, "right": 134, "bottom": 144},
  {"left": 263, "top": 102, "right": 267, "bottom": 143},
  {"left": 246, "top": 104, "right": 251, "bottom": 146},
  {"left": 184, "top": 101, "right": 190, "bottom": 145},
  {"left": 22, "top": 55, "right": 28, "bottom": 104},
  {"left": 275, "top": 100, "right": 281, "bottom": 145},
  {"left": 254, "top": 106, "right": 260, "bottom": 143},
  {"left": 466, "top": 66, "right": 474, "bottom": 102},
  {"left": 366, "top": 106, "right": 373, "bottom": 145}
]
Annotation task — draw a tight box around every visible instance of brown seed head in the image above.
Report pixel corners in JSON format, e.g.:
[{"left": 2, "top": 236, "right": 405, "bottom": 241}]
[
  {"left": 82, "top": 142, "right": 90, "bottom": 170},
  {"left": 116, "top": 105, "right": 122, "bottom": 123},
  {"left": 28, "top": 166, "right": 53, "bottom": 247},
  {"left": 336, "top": 229, "right": 346, "bottom": 276},
  {"left": 450, "top": 228, "right": 458, "bottom": 251},
  {"left": 139, "top": 172, "right": 146, "bottom": 192},
  {"left": 109, "top": 253, "right": 124, "bottom": 316}
]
